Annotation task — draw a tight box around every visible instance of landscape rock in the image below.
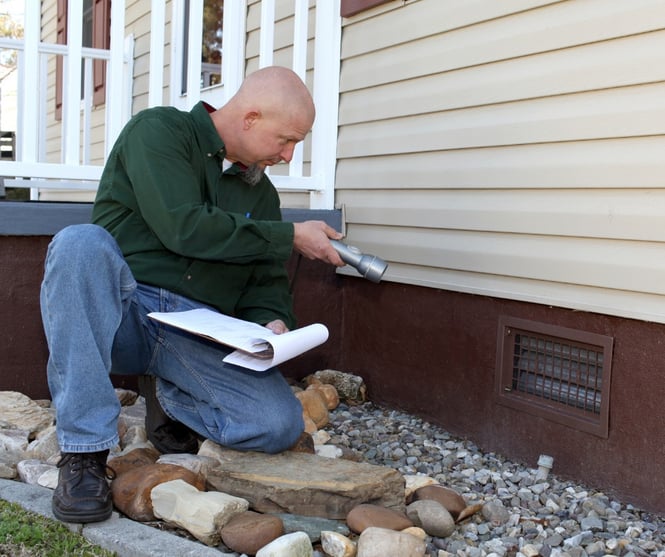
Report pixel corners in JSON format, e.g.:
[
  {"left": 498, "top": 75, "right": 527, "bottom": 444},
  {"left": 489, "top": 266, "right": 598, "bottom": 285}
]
[
  {"left": 255, "top": 531, "right": 313, "bottom": 557},
  {"left": 320, "top": 530, "right": 356, "bottom": 557},
  {"left": 356, "top": 526, "right": 426, "bottom": 557},
  {"left": 409, "top": 484, "right": 466, "bottom": 519},
  {"left": 306, "top": 383, "right": 340, "bottom": 410},
  {"left": 346, "top": 503, "right": 413, "bottom": 533},
  {"left": 151, "top": 479, "right": 249, "bottom": 546},
  {"left": 108, "top": 447, "right": 160, "bottom": 477},
  {"left": 406, "top": 499, "right": 456, "bottom": 537},
  {"left": 308, "top": 370, "right": 366, "bottom": 403},
  {"left": 26, "top": 425, "right": 60, "bottom": 461},
  {"left": 275, "top": 512, "right": 350, "bottom": 542},
  {"left": 111, "top": 462, "right": 205, "bottom": 521},
  {"left": 157, "top": 453, "right": 217, "bottom": 477},
  {"left": 0, "top": 392, "right": 54, "bottom": 436},
  {"left": 219, "top": 510, "right": 284, "bottom": 555},
  {"left": 16, "top": 459, "right": 54, "bottom": 486},
  {"left": 206, "top": 447, "right": 405, "bottom": 519},
  {"left": 296, "top": 390, "right": 330, "bottom": 428}
]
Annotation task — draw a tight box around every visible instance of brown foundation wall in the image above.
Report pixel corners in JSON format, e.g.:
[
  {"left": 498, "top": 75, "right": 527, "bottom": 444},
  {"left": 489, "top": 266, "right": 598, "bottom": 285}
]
[{"left": 2, "top": 230, "right": 664, "bottom": 515}]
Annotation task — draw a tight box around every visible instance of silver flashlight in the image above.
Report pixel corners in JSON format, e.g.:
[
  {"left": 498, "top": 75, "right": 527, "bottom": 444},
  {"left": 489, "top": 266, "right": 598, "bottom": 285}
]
[{"left": 330, "top": 240, "right": 388, "bottom": 283}]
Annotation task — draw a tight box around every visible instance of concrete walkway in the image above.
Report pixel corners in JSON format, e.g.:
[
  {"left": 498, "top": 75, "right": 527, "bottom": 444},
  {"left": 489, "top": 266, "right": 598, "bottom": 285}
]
[{"left": 0, "top": 478, "right": 233, "bottom": 557}]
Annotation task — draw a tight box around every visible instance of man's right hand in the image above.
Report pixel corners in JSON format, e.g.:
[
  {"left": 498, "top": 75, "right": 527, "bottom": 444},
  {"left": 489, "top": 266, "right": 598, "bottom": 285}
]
[{"left": 293, "top": 221, "right": 345, "bottom": 266}]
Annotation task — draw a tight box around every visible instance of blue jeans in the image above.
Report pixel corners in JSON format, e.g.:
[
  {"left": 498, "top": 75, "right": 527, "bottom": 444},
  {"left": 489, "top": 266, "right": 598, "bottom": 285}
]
[{"left": 40, "top": 224, "right": 303, "bottom": 454}]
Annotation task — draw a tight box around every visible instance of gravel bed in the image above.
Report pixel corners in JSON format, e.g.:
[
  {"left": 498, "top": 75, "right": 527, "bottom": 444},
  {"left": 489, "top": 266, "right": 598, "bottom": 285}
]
[{"left": 324, "top": 401, "right": 665, "bottom": 557}]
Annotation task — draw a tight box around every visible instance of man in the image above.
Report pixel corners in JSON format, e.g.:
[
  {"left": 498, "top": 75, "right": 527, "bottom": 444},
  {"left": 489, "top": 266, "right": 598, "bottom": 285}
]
[{"left": 40, "top": 66, "right": 344, "bottom": 524}]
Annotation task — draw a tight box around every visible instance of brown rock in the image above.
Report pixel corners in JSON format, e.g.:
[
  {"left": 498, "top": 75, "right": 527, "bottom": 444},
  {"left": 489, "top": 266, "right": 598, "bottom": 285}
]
[
  {"left": 306, "top": 383, "right": 340, "bottom": 410},
  {"left": 295, "top": 390, "right": 329, "bottom": 428},
  {"left": 220, "top": 510, "right": 284, "bottom": 554},
  {"left": 111, "top": 463, "right": 205, "bottom": 521},
  {"left": 346, "top": 503, "right": 413, "bottom": 534},
  {"left": 410, "top": 485, "right": 466, "bottom": 519},
  {"left": 303, "top": 414, "right": 318, "bottom": 434},
  {"left": 108, "top": 447, "right": 160, "bottom": 477},
  {"left": 288, "top": 431, "right": 315, "bottom": 454}
]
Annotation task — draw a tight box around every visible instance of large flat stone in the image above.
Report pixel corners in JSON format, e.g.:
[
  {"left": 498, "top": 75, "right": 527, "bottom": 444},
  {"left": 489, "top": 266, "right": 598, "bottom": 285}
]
[{"left": 206, "top": 449, "right": 405, "bottom": 520}]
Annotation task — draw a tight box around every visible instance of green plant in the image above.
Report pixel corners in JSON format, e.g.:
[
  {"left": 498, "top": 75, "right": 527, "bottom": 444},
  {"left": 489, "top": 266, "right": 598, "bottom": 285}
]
[{"left": 0, "top": 499, "right": 116, "bottom": 557}]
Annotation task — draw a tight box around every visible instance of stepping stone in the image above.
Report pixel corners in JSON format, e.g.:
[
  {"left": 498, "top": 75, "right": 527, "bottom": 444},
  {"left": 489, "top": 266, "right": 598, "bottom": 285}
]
[{"left": 205, "top": 447, "right": 404, "bottom": 520}]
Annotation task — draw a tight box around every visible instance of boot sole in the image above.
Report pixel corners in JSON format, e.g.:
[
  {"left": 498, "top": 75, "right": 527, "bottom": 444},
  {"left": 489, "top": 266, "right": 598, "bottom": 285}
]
[{"left": 52, "top": 500, "right": 113, "bottom": 523}]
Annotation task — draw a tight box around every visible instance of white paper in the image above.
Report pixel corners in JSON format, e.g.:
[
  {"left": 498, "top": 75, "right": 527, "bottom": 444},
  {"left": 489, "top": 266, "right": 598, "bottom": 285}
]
[{"left": 148, "top": 308, "right": 329, "bottom": 372}]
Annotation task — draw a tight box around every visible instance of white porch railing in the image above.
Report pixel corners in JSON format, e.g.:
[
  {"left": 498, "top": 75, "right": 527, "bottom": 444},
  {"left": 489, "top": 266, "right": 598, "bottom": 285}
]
[
  {"left": 0, "top": 1, "right": 341, "bottom": 209},
  {"left": 0, "top": 1, "right": 132, "bottom": 196}
]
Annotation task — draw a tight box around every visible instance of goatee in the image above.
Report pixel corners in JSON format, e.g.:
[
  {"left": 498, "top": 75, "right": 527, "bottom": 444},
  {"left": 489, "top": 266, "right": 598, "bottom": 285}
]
[{"left": 239, "top": 164, "right": 265, "bottom": 186}]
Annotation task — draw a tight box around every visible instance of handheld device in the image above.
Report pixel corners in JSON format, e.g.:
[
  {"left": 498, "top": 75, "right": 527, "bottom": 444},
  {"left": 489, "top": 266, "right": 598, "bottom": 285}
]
[{"left": 330, "top": 240, "right": 388, "bottom": 283}]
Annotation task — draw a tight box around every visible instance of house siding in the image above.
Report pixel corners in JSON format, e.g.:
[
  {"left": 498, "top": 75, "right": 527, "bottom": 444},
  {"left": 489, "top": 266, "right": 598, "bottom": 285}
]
[{"left": 336, "top": 0, "right": 665, "bottom": 323}]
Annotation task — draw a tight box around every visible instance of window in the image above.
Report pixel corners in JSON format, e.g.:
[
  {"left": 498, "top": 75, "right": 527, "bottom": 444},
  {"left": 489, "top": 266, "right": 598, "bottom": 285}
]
[
  {"left": 181, "top": 0, "right": 224, "bottom": 94},
  {"left": 495, "top": 316, "right": 613, "bottom": 438},
  {"left": 55, "top": 0, "right": 110, "bottom": 119}
]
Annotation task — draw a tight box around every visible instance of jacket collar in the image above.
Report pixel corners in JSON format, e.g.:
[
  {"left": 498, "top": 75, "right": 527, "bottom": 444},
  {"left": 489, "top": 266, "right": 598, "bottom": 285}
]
[{"left": 191, "top": 101, "right": 226, "bottom": 161}]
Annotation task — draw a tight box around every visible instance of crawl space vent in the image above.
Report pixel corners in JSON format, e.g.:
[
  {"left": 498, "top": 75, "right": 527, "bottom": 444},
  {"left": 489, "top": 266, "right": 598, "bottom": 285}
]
[{"left": 495, "top": 316, "right": 613, "bottom": 438}]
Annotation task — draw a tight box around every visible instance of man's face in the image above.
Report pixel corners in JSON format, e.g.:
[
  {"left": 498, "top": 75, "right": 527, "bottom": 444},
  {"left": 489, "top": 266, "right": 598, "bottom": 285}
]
[{"left": 241, "top": 111, "right": 311, "bottom": 171}]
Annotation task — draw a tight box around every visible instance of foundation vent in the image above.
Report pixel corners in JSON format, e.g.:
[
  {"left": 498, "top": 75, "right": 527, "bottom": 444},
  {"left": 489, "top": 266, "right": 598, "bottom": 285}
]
[{"left": 495, "top": 316, "right": 613, "bottom": 438}]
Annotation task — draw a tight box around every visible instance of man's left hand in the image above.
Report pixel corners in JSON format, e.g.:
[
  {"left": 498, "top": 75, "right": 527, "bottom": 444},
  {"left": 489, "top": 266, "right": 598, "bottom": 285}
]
[{"left": 265, "top": 319, "right": 289, "bottom": 334}]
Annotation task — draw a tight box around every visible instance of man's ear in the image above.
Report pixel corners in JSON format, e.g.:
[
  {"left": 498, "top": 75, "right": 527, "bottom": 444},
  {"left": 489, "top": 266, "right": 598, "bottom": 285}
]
[{"left": 243, "top": 111, "right": 260, "bottom": 130}]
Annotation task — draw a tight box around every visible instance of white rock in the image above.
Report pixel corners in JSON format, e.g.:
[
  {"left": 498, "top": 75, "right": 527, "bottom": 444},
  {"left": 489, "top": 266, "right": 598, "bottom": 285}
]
[
  {"left": 356, "top": 527, "right": 426, "bottom": 557},
  {"left": 151, "top": 479, "right": 248, "bottom": 545},
  {"left": 314, "top": 445, "right": 343, "bottom": 459},
  {"left": 0, "top": 392, "right": 54, "bottom": 435},
  {"left": 37, "top": 467, "right": 59, "bottom": 489},
  {"left": 256, "top": 531, "right": 313, "bottom": 557},
  {"left": 311, "top": 430, "right": 331, "bottom": 446},
  {"left": 27, "top": 425, "right": 60, "bottom": 461},
  {"left": 0, "top": 428, "right": 30, "bottom": 453},
  {"left": 17, "top": 459, "right": 54, "bottom": 486}
]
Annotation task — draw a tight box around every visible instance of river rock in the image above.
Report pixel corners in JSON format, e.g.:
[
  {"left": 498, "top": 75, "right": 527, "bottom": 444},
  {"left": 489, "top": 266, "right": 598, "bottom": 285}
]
[
  {"left": 356, "top": 526, "right": 426, "bottom": 557},
  {"left": 406, "top": 499, "right": 456, "bottom": 537},
  {"left": 346, "top": 503, "right": 413, "bottom": 533},
  {"left": 255, "top": 531, "right": 313, "bottom": 557},
  {"left": 220, "top": 510, "right": 284, "bottom": 555},
  {"left": 111, "top": 462, "right": 205, "bottom": 521}
]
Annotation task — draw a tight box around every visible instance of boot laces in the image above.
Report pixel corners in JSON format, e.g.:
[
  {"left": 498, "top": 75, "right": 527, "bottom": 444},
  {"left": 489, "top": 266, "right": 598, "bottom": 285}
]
[{"left": 58, "top": 453, "right": 117, "bottom": 482}]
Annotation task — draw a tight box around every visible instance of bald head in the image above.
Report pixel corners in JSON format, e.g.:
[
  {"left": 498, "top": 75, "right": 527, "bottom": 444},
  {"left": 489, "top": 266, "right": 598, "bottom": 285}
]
[
  {"left": 234, "top": 66, "right": 315, "bottom": 124},
  {"left": 213, "top": 66, "right": 316, "bottom": 174}
]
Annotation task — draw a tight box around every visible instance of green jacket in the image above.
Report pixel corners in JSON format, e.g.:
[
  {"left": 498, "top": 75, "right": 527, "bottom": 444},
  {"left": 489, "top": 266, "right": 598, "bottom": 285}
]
[{"left": 92, "top": 102, "right": 297, "bottom": 329}]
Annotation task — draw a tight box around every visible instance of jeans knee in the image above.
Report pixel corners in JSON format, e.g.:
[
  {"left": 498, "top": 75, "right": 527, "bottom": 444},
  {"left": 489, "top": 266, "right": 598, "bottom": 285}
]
[
  {"left": 47, "top": 224, "right": 122, "bottom": 273},
  {"left": 260, "top": 400, "right": 304, "bottom": 454}
]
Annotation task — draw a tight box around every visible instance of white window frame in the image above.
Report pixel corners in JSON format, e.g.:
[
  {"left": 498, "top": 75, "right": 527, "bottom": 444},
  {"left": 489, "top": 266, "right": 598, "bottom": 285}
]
[{"left": 169, "top": 0, "right": 245, "bottom": 110}]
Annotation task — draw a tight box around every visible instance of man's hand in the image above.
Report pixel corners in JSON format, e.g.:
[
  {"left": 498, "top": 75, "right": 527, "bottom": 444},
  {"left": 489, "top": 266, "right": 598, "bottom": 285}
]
[
  {"left": 265, "top": 319, "right": 289, "bottom": 334},
  {"left": 293, "top": 221, "right": 345, "bottom": 266}
]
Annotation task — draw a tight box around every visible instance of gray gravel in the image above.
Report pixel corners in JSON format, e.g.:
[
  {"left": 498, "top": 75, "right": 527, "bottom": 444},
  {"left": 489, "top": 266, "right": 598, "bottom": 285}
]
[{"left": 325, "top": 401, "right": 665, "bottom": 557}]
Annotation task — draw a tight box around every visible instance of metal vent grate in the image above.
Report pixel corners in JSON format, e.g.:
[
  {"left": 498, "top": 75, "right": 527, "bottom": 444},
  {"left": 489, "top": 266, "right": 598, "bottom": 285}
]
[{"left": 495, "top": 316, "right": 613, "bottom": 438}]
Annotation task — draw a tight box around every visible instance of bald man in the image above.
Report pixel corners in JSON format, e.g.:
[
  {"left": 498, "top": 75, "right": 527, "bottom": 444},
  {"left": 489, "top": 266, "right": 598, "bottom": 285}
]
[{"left": 40, "top": 66, "right": 344, "bottom": 523}]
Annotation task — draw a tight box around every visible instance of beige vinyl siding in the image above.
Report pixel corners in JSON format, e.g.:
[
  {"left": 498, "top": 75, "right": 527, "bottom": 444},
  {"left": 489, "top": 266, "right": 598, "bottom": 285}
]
[{"left": 336, "top": 0, "right": 665, "bottom": 323}]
